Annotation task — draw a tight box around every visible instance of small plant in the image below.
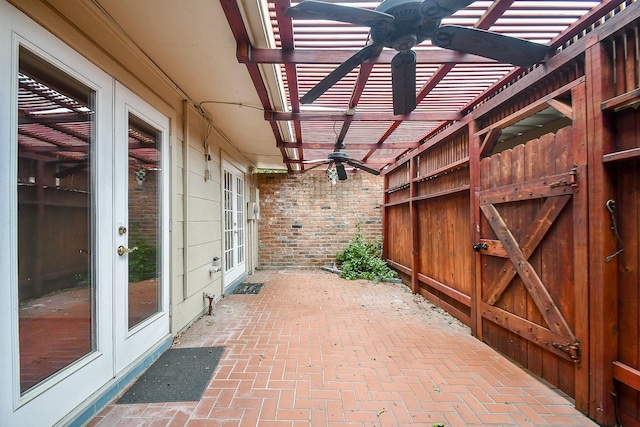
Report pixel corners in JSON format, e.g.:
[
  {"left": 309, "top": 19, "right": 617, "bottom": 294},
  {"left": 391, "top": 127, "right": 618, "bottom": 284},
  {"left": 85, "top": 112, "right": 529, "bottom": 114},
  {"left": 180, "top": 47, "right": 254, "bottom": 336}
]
[{"left": 336, "top": 222, "right": 397, "bottom": 282}]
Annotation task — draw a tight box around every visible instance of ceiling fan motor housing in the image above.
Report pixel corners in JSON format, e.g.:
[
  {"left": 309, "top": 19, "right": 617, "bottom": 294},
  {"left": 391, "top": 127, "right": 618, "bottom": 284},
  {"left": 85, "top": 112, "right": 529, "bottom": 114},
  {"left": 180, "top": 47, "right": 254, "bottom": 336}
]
[
  {"left": 328, "top": 152, "right": 350, "bottom": 162},
  {"left": 372, "top": 0, "right": 441, "bottom": 50}
]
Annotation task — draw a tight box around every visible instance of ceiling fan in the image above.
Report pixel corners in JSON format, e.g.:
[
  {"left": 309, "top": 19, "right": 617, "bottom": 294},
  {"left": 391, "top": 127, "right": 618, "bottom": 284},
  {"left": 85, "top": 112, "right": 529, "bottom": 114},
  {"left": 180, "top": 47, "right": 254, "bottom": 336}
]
[
  {"left": 303, "top": 150, "right": 380, "bottom": 182},
  {"left": 286, "top": 0, "right": 551, "bottom": 115}
]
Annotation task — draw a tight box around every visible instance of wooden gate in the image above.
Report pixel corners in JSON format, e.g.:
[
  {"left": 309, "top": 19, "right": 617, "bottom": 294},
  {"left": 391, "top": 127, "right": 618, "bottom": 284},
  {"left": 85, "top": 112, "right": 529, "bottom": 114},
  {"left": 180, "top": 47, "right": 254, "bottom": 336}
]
[{"left": 476, "top": 127, "right": 587, "bottom": 398}]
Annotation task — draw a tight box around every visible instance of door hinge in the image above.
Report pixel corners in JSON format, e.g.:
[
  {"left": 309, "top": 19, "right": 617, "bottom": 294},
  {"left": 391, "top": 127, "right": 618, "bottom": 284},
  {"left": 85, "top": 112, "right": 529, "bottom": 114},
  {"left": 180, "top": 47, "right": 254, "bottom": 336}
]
[
  {"left": 169, "top": 303, "right": 172, "bottom": 317},
  {"left": 553, "top": 340, "right": 580, "bottom": 362}
]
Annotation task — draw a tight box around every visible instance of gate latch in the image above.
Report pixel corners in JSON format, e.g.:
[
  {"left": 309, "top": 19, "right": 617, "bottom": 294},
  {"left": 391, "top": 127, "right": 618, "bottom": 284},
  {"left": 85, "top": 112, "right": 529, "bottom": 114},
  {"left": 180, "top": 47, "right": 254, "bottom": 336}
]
[
  {"left": 549, "top": 165, "right": 579, "bottom": 188},
  {"left": 473, "top": 243, "right": 488, "bottom": 252},
  {"left": 553, "top": 341, "right": 581, "bottom": 362}
]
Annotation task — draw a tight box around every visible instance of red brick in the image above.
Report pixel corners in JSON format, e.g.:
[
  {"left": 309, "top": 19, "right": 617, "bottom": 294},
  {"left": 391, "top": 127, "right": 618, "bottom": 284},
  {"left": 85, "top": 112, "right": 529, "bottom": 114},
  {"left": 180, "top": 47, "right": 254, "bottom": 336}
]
[
  {"left": 257, "top": 174, "right": 383, "bottom": 269},
  {"left": 88, "top": 270, "right": 598, "bottom": 427}
]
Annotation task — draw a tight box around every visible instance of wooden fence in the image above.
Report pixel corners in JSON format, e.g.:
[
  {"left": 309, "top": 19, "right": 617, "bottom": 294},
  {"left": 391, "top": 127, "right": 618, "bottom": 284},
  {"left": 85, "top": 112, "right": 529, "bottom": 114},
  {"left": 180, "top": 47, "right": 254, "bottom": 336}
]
[{"left": 382, "top": 3, "right": 640, "bottom": 425}]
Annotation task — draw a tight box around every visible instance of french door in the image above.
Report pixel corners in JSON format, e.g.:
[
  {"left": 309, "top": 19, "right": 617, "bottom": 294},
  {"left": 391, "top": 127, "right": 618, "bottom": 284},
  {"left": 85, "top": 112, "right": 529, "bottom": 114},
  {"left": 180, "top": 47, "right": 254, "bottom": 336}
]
[
  {"left": 113, "top": 83, "right": 170, "bottom": 373},
  {"left": 223, "top": 162, "right": 246, "bottom": 287},
  {"left": 2, "top": 33, "right": 114, "bottom": 426},
  {"left": 0, "top": 6, "right": 169, "bottom": 424}
]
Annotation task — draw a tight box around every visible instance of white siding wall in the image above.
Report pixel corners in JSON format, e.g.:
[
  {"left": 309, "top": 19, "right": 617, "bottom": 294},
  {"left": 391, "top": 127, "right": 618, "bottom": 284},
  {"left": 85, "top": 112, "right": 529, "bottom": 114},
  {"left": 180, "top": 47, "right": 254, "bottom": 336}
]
[{"left": 6, "top": 0, "right": 255, "bottom": 337}]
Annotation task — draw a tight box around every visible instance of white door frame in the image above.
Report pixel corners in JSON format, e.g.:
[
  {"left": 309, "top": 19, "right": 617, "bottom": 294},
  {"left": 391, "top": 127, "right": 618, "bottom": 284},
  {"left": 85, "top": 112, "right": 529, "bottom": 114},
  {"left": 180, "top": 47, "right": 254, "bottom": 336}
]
[
  {"left": 222, "top": 160, "right": 246, "bottom": 288},
  {"left": 113, "top": 82, "right": 171, "bottom": 373},
  {"left": 0, "top": 4, "right": 114, "bottom": 425}
]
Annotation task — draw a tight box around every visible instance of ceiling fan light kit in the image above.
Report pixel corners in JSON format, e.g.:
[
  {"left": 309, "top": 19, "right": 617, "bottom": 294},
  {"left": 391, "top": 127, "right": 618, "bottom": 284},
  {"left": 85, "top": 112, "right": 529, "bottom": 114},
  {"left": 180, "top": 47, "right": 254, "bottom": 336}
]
[{"left": 304, "top": 151, "right": 381, "bottom": 181}]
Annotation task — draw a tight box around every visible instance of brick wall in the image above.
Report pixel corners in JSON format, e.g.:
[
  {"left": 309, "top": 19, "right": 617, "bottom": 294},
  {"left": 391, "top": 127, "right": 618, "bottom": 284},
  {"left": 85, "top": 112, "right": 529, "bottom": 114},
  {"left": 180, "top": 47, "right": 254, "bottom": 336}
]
[{"left": 257, "top": 172, "right": 384, "bottom": 269}]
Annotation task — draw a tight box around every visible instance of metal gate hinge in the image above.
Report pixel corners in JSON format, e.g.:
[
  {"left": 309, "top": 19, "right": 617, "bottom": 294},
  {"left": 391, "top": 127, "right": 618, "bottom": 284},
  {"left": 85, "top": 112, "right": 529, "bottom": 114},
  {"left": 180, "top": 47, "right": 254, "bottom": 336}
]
[
  {"left": 553, "top": 341, "right": 581, "bottom": 362},
  {"left": 549, "top": 178, "right": 568, "bottom": 188},
  {"left": 569, "top": 165, "right": 578, "bottom": 187}
]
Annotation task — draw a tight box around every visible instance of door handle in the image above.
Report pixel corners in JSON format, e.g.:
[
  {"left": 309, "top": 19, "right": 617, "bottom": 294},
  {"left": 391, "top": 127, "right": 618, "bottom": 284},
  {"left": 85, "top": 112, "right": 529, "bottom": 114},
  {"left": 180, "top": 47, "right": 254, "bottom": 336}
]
[
  {"left": 117, "top": 245, "right": 138, "bottom": 256},
  {"left": 472, "top": 243, "right": 488, "bottom": 252}
]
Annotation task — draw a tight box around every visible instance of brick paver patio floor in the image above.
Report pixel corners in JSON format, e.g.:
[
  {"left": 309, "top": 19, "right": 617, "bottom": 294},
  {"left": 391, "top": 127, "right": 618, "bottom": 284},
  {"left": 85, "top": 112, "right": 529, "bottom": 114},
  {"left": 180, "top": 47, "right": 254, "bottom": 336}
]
[{"left": 88, "top": 269, "right": 598, "bottom": 426}]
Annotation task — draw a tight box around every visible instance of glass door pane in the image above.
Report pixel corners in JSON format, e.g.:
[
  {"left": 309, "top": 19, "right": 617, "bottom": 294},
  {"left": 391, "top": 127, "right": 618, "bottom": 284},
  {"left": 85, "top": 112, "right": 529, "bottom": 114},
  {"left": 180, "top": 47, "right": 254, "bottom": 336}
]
[
  {"left": 236, "top": 176, "right": 245, "bottom": 265},
  {"left": 17, "top": 48, "right": 95, "bottom": 393},
  {"left": 224, "top": 170, "right": 234, "bottom": 271},
  {"left": 126, "top": 114, "right": 162, "bottom": 329},
  {"left": 222, "top": 164, "right": 246, "bottom": 286}
]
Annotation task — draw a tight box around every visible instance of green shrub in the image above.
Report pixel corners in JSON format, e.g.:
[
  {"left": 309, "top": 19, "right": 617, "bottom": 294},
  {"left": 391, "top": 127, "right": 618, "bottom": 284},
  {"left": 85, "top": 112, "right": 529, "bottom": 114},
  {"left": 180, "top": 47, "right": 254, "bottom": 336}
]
[{"left": 336, "top": 222, "right": 397, "bottom": 282}]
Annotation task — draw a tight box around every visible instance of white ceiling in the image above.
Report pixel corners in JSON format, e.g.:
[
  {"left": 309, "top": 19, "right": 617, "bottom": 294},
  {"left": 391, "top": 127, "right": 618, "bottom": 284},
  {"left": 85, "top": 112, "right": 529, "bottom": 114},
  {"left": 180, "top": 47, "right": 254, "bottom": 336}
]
[{"left": 94, "top": 0, "right": 287, "bottom": 170}]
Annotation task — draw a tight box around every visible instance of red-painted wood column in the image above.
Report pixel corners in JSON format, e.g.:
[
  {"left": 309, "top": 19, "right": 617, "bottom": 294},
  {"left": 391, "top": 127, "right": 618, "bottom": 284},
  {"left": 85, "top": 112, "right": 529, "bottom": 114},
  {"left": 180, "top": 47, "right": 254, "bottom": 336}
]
[
  {"left": 382, "top": 173, "right": 389, "bottom": 263},
  {"left": 585, "top": 35, "right": 618, "bottom": 426},
  {"left": 468, "top": 118, "right": 481, "bottom": 339},
  {"left": 571, "top": 80, "right": 591, "bottom": 417},
  {"left": 410, "top": 157, "right": 419, "bottom": 294}
]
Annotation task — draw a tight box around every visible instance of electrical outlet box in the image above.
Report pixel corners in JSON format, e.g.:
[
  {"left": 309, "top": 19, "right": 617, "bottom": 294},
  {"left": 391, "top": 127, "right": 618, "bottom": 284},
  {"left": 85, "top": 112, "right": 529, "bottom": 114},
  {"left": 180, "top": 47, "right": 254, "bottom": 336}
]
[{"left": 247, "top": 201, "right": 260, "bottom": 220}]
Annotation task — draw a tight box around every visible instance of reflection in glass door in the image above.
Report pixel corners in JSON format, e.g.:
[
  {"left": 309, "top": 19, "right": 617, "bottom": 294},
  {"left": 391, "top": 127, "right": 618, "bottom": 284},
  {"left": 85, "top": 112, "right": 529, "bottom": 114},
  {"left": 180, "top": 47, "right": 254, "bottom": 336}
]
[
  {"left": 126, "top": 114, "right": 161, "bottom": 329},
  {"left": 16, "top": 47, "right": 95, "bottom": 393}
]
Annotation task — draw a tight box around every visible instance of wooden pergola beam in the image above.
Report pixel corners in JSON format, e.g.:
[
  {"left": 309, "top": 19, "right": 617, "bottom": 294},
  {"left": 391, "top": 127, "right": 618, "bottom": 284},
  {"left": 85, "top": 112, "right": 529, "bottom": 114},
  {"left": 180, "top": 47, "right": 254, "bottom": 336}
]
[
  {"left": 237, "top": 44, "right": 495, "bottom": 65},
  {"left": 266, "top": 111, "right": 462, "bottom": 122}
]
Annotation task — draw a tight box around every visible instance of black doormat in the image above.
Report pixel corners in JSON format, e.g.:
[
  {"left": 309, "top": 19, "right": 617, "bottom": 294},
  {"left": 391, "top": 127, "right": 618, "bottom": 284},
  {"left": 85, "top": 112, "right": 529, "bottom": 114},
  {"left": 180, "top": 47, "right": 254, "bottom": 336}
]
[
  {"left": 232, "top": 282, "right": 264, "bottom": 294},
  {"left": 117, "top": 346, "right": 225, "bottom": 403}
]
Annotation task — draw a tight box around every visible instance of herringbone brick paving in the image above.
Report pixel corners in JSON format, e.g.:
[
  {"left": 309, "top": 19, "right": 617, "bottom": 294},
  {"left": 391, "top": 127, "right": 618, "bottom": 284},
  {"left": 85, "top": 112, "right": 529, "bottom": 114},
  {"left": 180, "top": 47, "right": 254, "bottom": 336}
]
[{"left": 88, "top": 270, "right": 598, "bottom": 426}]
